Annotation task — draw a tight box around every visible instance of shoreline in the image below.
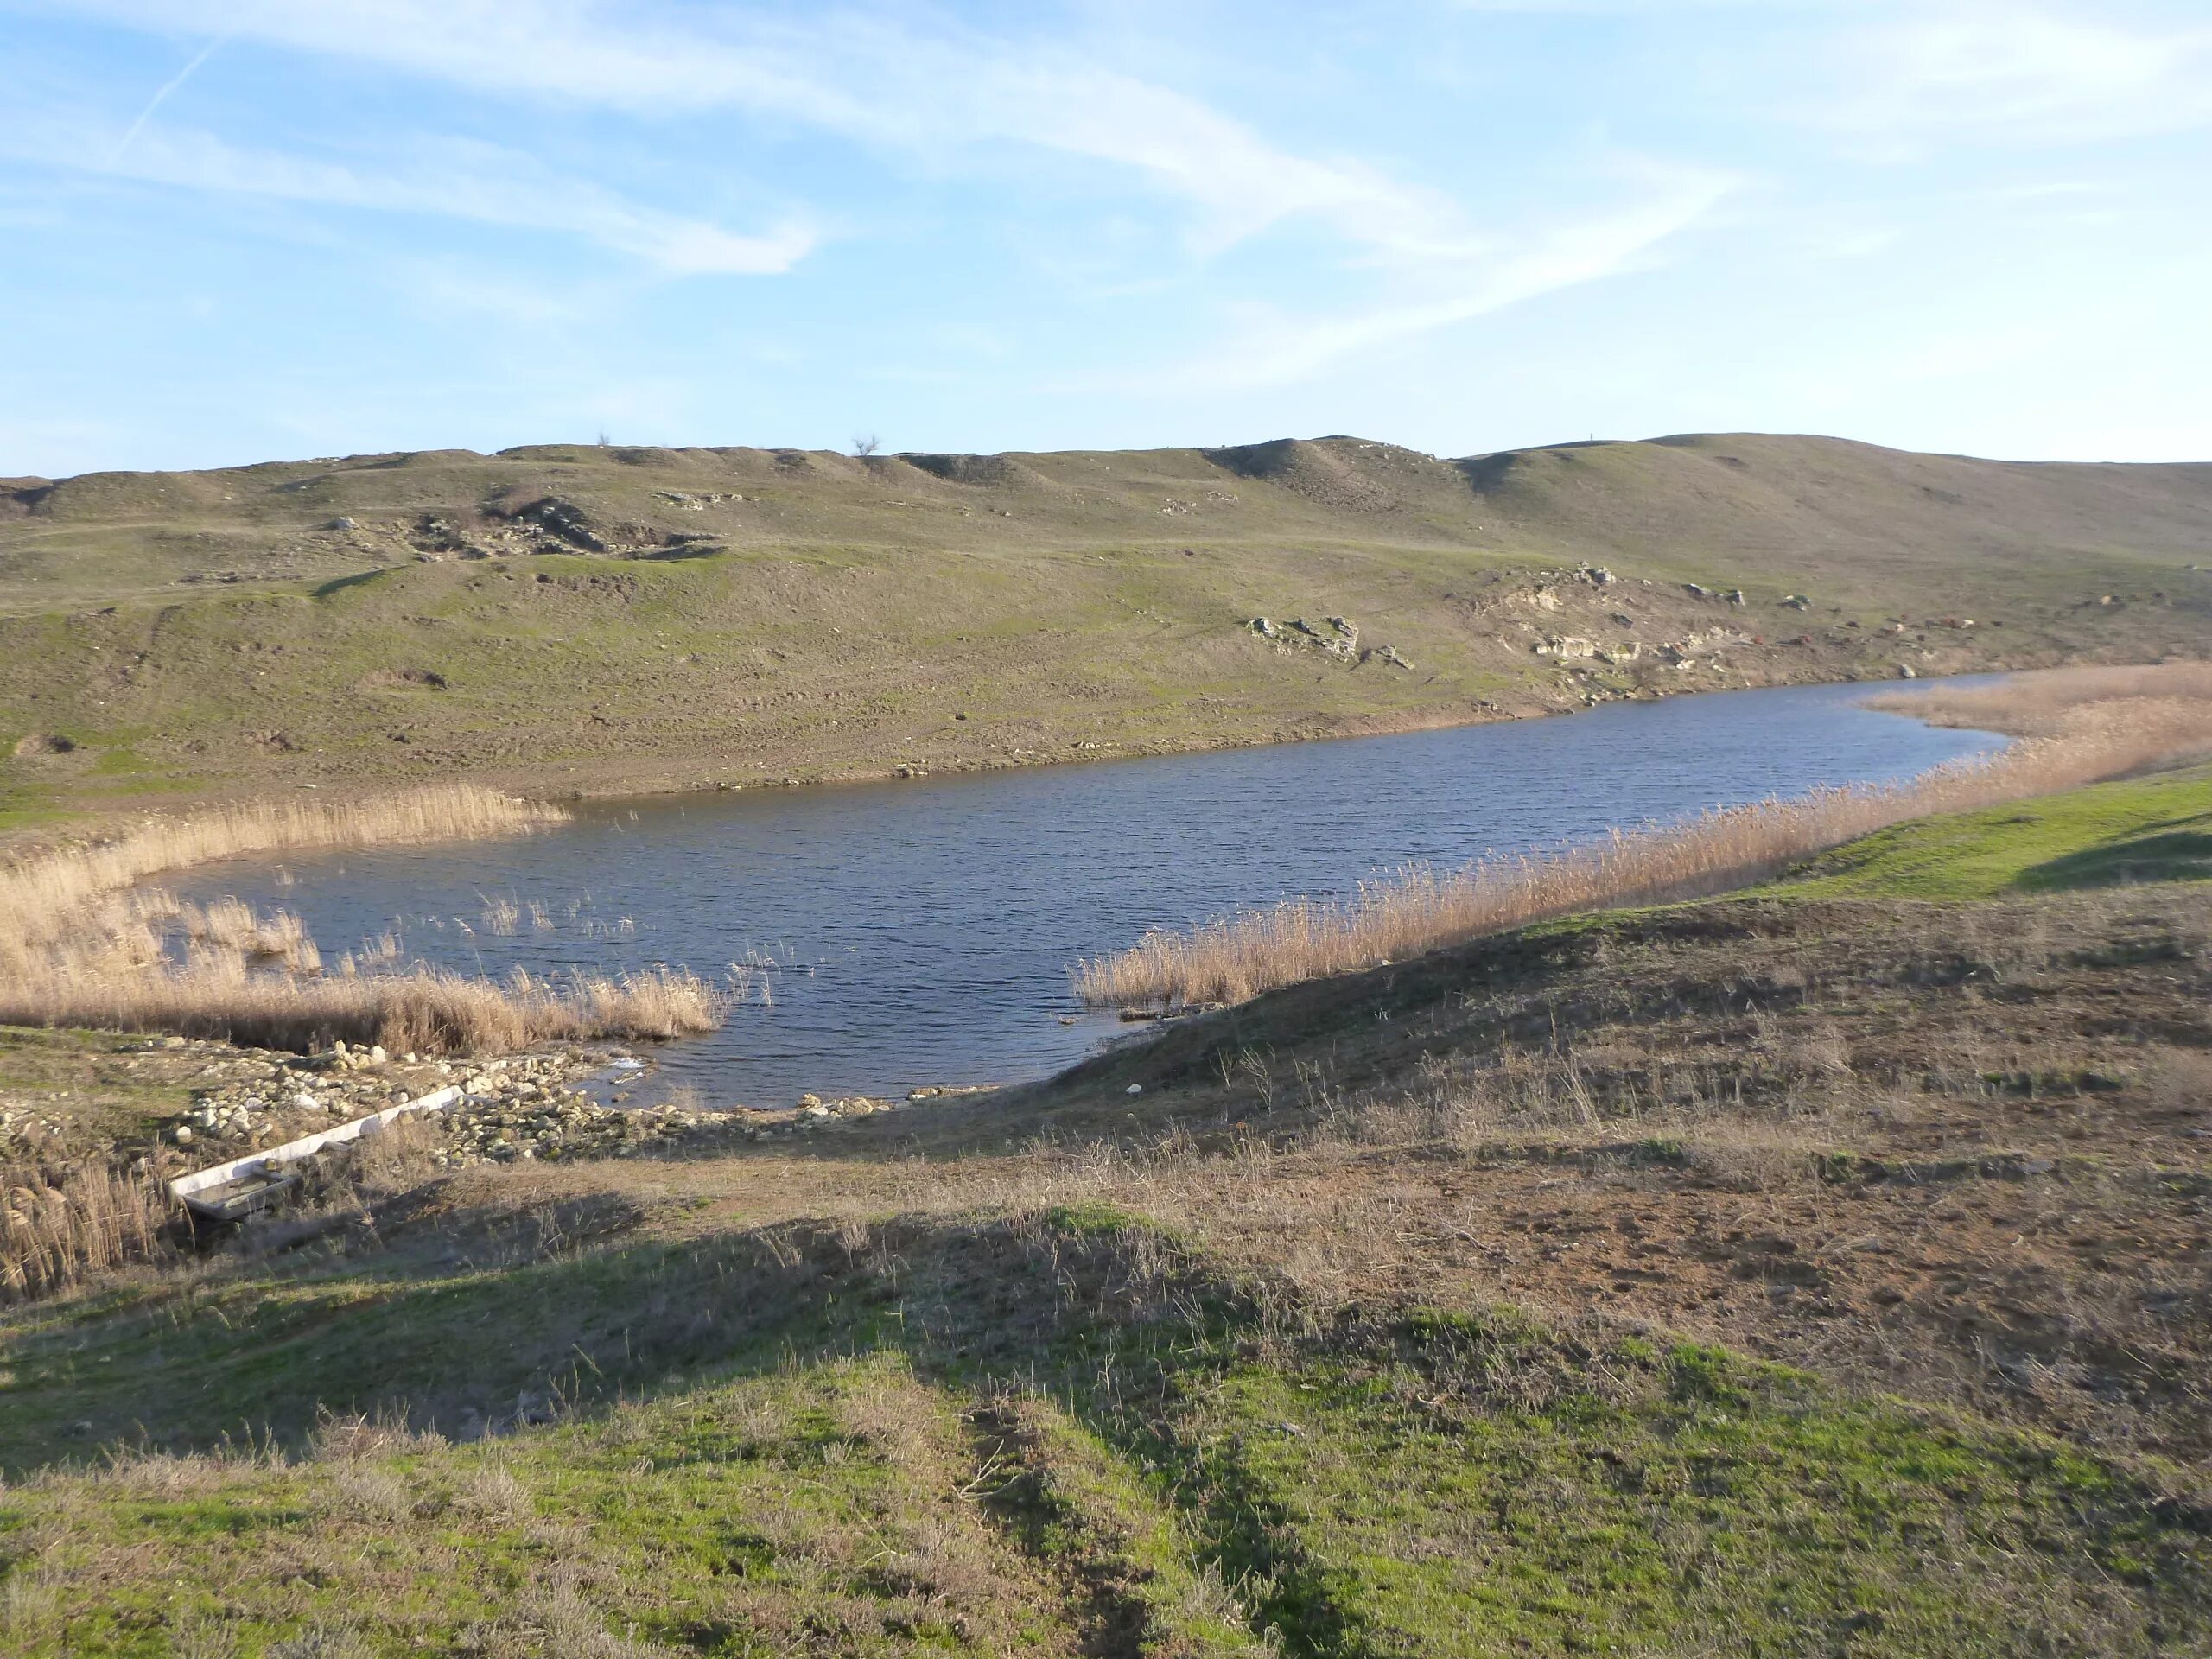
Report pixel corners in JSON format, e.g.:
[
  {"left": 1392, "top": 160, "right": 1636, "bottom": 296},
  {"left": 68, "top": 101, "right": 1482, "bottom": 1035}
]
[
  {"left": 522, "top": 658, "right": 2035, "bottom": 809},
  {"left": 377, "top": 656, "right": 2054, "bottom": 815},
  {"left": 0, "top": 649, "right": 2106, "bottom": 874}
]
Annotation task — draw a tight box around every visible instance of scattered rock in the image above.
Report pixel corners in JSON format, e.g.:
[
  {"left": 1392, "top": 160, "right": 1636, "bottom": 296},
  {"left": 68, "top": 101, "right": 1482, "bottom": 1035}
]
[
  {"left": 12, "top": 732, "right": 73, "bottom": 757},
  {"left": 1287, "top": 617, "right": 1357, "bottom": 658},
  {"left": 510, "top": 497, "right": 607, "bottom": 553}
]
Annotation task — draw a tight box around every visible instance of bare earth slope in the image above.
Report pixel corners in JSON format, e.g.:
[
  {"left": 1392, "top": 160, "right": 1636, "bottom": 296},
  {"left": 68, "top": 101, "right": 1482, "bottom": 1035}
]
[{"left": 4, "top": 433, "right": 2209, "bottom": 823}]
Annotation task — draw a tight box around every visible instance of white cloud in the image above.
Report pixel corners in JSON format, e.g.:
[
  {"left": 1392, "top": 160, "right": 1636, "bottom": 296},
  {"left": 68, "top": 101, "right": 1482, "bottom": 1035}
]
[
  {"left": 48, "top": 0, "right": 1545, "bottom": 274},
  {"left": 14, "top": 0, "right": 1745, "bottom": 378},
  {"left": 1112, "top": 159, "right": 1737, "bottom": 390},
  {"left": 0, "top": 109, "right": 816, "bottom": 275},
  {"left": 7, "top": 0, "right": 1763, "bottom": 396},
  {"left": 1832, "top": 3, "right": 2212, "bottom": 142}
]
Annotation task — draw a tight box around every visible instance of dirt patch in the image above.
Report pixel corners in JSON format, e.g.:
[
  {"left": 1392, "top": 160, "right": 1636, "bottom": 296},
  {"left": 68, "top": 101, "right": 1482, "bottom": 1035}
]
[
  {"left": 356, "top": 667, "right": 448, "bottom": 691},
  {"left": 902, "top": 453, "right": 1027, "bottom": 487},
  {"left": 354, "top": 667, "right": 448, "bottom": 693}
]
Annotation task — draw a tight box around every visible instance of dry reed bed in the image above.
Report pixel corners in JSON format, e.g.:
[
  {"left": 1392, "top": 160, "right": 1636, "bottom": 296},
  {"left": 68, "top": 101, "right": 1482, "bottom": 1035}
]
[
  {"left": 1, "top": 1160, "right": 170, "bottom": 1303},
  {"left": 1863, "top": 660, "right": 2212, "bottom": 734},
  {"left": 0, "top": 783, "right": 727, "bottom": 1053},
  {"left": 0, "top": 964, "right": 726, "bottom": 1056},
  {"left": 1075, "top": 665, "right": 2212, "bottom": 1009},
  {"left": 0, "top": 784, "right": 560, "bottom": 960}
]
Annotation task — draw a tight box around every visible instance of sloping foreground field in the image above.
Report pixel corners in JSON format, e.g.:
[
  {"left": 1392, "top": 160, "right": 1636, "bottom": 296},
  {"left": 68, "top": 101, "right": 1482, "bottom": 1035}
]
[
  {"left": 4, "top": 764, "right": 2212, "bottom": 1654},
  {"left": 2, "top": 1211, "right": 2202, "bottom": 1657},
  {"left": 5, "top": 431, "right": 2211, "bottom": 827}
]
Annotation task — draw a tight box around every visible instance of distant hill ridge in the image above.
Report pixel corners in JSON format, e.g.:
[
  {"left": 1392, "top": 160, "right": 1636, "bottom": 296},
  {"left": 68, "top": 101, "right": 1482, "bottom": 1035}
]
[
  {"left": 3, "top": 431, "right": 2209, "bottom": 821},
  {"left": 9, "top": 431, "right": 2209, "bottom": 596}
]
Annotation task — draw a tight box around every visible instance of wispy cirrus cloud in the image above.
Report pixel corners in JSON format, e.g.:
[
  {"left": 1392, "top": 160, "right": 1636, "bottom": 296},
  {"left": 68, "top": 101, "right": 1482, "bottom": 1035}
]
[
  {"left": 1, "top": 108, "right": 817, "bottom": 275},
  {"left": 48, "top": 1, "right": 1467, "bottom": 266},
  {"left": 1827, "top": 3, "right": 2212, "bottom": 143},
  {"left": 24, "top": 0, "right": 1737, "bottom": 377},
  {"left": 45, "top": 1, "right": 1702, "bottom": 283},
  {"left": 1101, "top": 157, "right": 1738, "bottom": 391}
]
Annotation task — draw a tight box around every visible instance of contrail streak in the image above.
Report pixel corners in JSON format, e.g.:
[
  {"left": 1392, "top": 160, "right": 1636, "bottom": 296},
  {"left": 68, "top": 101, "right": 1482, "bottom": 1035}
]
[{"left": 108, "top": 34, "right": 227, "bottom": 166}]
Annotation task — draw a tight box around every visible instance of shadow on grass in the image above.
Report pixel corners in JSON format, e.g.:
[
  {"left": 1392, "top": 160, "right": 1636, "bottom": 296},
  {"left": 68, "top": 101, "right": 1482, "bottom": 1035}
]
[
  {"left": 2022, "top": 829, "right": 2212, "bottom": 890},
  {"left": 1, "top": 1202, "right": 1379, "bottom": 1652},
  {"left": 6, "top": 1198, "right": 2211, "bottom": 1655},
  {"left": 309, "top": 568, "right": 391, "bottom": 601}
]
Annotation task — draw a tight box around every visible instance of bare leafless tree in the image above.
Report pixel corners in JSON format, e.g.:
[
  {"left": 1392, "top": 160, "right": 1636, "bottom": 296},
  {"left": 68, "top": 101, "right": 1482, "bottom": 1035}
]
[{"left": 851, "top": 434, "right": 880, "bottom": 458}]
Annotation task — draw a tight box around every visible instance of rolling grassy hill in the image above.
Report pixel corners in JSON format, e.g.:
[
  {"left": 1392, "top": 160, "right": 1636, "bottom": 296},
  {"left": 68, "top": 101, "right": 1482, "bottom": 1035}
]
[{"left": 4, "top": 432, "right": 2210, "bottom": 830}]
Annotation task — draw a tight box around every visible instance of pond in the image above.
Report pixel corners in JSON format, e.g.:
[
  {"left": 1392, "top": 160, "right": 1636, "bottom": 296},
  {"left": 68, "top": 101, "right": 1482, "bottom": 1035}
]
[{"left": 170, "top": 678, "right": 2004, "bottom": 1105}]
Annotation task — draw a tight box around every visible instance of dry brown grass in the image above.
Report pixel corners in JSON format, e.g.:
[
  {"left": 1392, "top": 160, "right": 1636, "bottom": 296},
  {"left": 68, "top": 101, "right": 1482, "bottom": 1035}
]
[
  {"left": 0, "top": 963, "right": 724, "bottom": 1056},
  {"left": 0, "top": 784, "right": 560, "bottom": 963},
  {"left": 1865, "top": 660, "right": 2212, "bottom": 733},
  {"left": 0, "top": 1159, "right": 172, "bottom": 1303},
  {"left": 0, "top": 783, "right": 727, "bottom": 1054},
  {"left": 1076, "top": 664, "right": 2212, "bottom": 1008}
]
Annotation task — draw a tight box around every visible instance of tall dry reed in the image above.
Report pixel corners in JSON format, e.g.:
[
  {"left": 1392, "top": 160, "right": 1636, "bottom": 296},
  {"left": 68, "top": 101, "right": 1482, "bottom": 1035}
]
[
  {"left": 1074, "top": 665, "right": 2212, "bottom": 1010},
  {"left": 1, "top": 1160, "right": 172, "bottom": 1303},
  {"left": 0, "top": 783, "right": 729, "bottom": 1054},
  {"left": 0, "top": 964, "right": 724, "bottom": 1058},
  {"left": 1862, "top": 660, "right": 2212, "bottom": 734},
  {"left": 0, "top": 784, "right": 561, "bottom": 964}
]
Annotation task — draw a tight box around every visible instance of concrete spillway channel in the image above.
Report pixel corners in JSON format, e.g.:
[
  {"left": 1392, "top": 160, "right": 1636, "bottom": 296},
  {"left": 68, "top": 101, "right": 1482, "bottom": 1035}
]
[{"left": 168, "top": 1084, "right": 465, "bottom": 1223}]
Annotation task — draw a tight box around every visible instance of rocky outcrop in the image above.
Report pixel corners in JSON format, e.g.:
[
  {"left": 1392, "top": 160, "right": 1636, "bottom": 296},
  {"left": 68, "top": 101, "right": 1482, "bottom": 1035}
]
[{"left": 510, "top": 497, "right": 607, "bottom": 552}]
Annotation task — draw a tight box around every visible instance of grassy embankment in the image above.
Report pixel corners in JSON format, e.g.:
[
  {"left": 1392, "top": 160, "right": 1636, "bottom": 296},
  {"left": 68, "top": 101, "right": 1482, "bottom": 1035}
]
[
  {"left": 6, "top": 432, "right": 2210, "bottom": 835},
  {"left": 5, "top": 746, "right": 2212, "bottom": 1652},
  {"left": 1781, "top": 766, "right": 2212, "bottom": 899},
  {"left": 1077, "top": 662, "right": 2212, "bottom": 1008}
]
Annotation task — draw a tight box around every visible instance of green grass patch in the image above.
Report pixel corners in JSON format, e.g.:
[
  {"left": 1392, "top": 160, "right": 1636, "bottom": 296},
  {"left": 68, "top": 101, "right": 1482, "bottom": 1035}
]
[
  {"left": 1771, "top": 764, "right": 2212, "bottom": 900},
  {"left": 3, "top": 1211, "right": 2204, "bottom": 1655}
]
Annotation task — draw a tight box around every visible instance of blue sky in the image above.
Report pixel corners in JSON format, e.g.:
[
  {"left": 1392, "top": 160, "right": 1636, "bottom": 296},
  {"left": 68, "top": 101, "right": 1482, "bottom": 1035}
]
[{"left": 3, "top": 1, "right": 2209, "bottom": 475}]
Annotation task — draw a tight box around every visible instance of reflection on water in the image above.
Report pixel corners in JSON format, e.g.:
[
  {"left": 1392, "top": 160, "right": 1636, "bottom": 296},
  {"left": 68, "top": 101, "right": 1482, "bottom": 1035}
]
[{"left": 169, "top": 680, "right": 2004, "bottom": 1105}]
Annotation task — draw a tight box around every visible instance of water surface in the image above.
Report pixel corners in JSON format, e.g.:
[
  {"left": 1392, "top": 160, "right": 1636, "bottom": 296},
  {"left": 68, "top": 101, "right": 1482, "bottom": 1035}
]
[{"left": 173, "top": 680, "right": 2004, "bottom": 1104}]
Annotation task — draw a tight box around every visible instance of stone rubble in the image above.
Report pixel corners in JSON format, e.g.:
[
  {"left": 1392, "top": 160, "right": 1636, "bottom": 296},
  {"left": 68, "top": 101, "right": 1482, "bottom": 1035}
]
[{"left": 149, "top": 1036, "right": 995, "bottom": 1173}]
